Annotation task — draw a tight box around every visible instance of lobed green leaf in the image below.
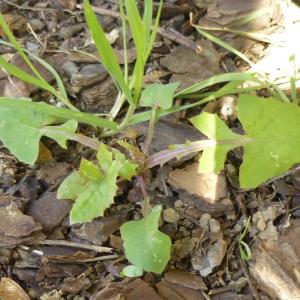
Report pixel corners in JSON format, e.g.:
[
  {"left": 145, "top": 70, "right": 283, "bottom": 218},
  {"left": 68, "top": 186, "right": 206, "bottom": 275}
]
[
  {"left": 58, "top": 144, "right": 137, "bottom": 223},
  {"left": 191, "top": 95, "right": 300, "bottom": 188},
  {"left": 0, "top": 99, "right": 78, "bottom": 164}
]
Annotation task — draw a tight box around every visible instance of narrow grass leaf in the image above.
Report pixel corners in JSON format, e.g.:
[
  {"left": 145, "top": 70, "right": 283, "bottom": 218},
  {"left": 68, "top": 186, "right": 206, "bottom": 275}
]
[
  {"left": 0, "top": 55, "right": 56, "bottom": 92},
  {"left": 177, "top": 72, "right": 259, "bottom": 96},
  {"left": 83, "top": 0, "right": 133, "bottom": 105},
  {"left": 192, "top": 21, "right": 253, "bottom": 66},
  {"left": 124, "top": 0, "right": 146, "bottom": 56},
  {"left": 143, "top": 0, "right": 153, "bottom": 44},
  {"left": 145, "top": 0, "right": 163, "bottom": 59},
  {"left": 0, "top": 14, "right": 45, "bottom": 81},
  {"left": 0, "top": 40, "right": 75, "bottom": 109}
]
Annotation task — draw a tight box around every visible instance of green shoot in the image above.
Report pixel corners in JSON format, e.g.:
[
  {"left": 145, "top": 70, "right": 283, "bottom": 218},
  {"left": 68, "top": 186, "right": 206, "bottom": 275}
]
[
  {"left": 239, "top": 217, "right": 252, "bottom": 261},
  {"left": 0, "top": 16, "right": 76, "bottom": 110}
]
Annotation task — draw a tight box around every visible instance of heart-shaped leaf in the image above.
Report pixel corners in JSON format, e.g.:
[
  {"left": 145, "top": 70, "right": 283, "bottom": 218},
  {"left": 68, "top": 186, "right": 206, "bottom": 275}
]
[{"left": 120, "top": 205, "right": 171, "bottom": 274}]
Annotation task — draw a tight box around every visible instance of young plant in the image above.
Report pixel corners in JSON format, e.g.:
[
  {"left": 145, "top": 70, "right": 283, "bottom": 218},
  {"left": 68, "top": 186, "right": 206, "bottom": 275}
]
[
  {"left": 238, "top": 217, "right": 252, "bottom": 261},
  {"left": 1, "top": 0, "right": 298, "bottom": 277}
]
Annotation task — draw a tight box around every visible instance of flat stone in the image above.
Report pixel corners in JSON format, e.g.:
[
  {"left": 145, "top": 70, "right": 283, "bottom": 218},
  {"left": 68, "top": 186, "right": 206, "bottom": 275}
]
[{"left": 26, "top": 192, "right": 71, "bottom": 232}]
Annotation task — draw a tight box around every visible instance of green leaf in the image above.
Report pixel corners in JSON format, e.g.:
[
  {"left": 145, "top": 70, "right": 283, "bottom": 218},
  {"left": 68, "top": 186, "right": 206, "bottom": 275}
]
[
  {"left": 57, "top": 144, "right": 136, "bottom": 224},
  {"left": 96, "top": 143, "right": 113, "bottom": 173},
  {"left": 83, "top": 0, "right": 133, "bottom": 105},
  {"left": 120, "top": 205, "right": 171, "bottom": 274},
  {"left": 190, "top": 112, "right": 244, "bottom": 173},
  {"left": 112, "top": 148, "right": 138, "bottom": 180},
  {"left": 191, "top": 95, "right": 300, "bottom": 188},
  {"left": 124, "top": 0, "right": 146, "bottom": 58},
  {"left": 239, "top": 241, "right": 252, "bottom": 261},
  {"left": 121, "top": 265, "right": 143, "bottom": 277},
  {"left": 238, "top": 95, "right": 300, "bottom": 188},
  {"left": 0, "top": 100, "right": 77, "bottom": 164},
  {"left": 145, "top": 0, "right": 163, "bottom": 60},
  {"left": 57, "top": 156, "right": 121, "bottom": 224},
  {"left": 96, "top": 143, "right": 137, "bottom": 180},
  {"left": 0, "top": 98, "right": 117, "bottom": 129},
  {"left": 140, "top": 82, "right": 180, "bottom": 109}
]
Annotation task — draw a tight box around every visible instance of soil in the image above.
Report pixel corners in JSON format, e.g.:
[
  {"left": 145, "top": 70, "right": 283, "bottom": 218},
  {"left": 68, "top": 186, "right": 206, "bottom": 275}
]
[{"left": 1, "top": 0, "right": 300, "bottom": 299}]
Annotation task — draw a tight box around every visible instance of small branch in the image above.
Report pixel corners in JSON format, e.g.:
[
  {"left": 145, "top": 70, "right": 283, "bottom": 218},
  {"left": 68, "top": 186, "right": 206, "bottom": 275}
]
[{"left": 39, "top": 239, "right": 112, "bottom": 253}]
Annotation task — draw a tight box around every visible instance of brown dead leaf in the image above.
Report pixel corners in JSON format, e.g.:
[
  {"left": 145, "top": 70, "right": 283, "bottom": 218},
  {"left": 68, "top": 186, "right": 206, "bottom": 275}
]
[
  {"left": 36, "top": 162, "right": 71, "bottom": 185},
  {"left": 134, "top": 121, "right": 204, "bottom": 155},
  {"left": 0, "top": 203, "right": 41, "bottom": 238},
  {"left": 68, "top": 48, "right": 136, "bottom": 64},
  {"left": 57, "top": 0, "right": 77, "bottom": 10},
  {"left": 62, "top": 276, "right": 91, "bottom": 294},
  {"left": 157, "top": 279, "right": 206, "bottom": 300},
  {"left": 71, "top": 214, "right": 125, "bottom": 245},
  {"left": 0, "top": 277, "right": 30, "bottom": 300},
  {"left": 0, "top": 13, "right": 28, "bottom": 36},
  {"left": 164, "top": 269, "right": 207, "bottom": 291},
  {"left": 0, "top": 77, "right": 31, "bottom": 98},
  {"left": 192, "top": 239, "right": 227, "bottom": 276},
  {"left": 249, "top": 220, "right": 300, "bottom": 299},
  {"left": 90, "top": 278, "right": 162, "bottom": 300},
  {"left": 37, "top": 142, "right": 53, "bottom": 163},
  {"left": 0, "top": 54, "right": 54, "bottom": 98},
  {"left": 0, "top": 203, "right": 43, "bottom": 248},
  {"left": 168, "top": 163, "right": 228, "bottom": 203}
]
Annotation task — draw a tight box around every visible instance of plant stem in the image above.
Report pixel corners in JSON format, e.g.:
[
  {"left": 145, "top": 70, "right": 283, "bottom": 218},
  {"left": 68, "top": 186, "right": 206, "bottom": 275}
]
[
  {"left": 42, "top": 127, "right": 101, "bottom": 150},
  {"left": 144, "top": 137, "right": 252, "bottom": 170},
  {"left": 143, "top": 108, "right": 156, "bottom": 155},
  {"left": 103, "top": 103, "right": 136, "bottom": 137}
]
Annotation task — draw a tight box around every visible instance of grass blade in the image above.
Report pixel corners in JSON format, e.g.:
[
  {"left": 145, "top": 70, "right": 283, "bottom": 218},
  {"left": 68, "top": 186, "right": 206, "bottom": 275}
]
[
  {"left": 0, "top": 55, "right": 56, "bottom": 92},
  {"left": 83, "top": 0, "right": 133, "bottom": 106},
  {"left": 192, "top": 23, "right": 253, "bottom": 66},
  {"left": 0, "top": 39, "right": 68, "bottom": 101},
  {"left": 177, "top": 72, "right": 259, "bottom": 96},
  {"left": 145, "top": 0, "right": 163, "bottom": 60},
  {"left": 143, "top": 0, "right": 153, "bottom": 44},
  {"left": 124, "top": 0, "right": 146, "bottom": 57},
  {"left": 0, "top": 13, "right": 45, "bottom": 81}
]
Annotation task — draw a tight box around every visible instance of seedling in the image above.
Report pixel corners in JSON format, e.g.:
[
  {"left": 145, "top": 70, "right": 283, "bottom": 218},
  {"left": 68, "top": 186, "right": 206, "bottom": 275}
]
[
  {"left": 0, "top": 0, "right": 299, "bottom": 276},
  {"left": 238, "top": 217, "right": 252, "bottom": 261}
]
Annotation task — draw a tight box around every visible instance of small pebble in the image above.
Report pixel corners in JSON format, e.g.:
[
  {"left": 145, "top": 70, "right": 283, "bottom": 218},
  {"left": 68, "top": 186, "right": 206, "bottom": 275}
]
[
  {"left": 29, "top": 19, "right": 45, "bottom": 32},
  {"left": 209, "top": 218, "right": 221, "bottom": 233},
  {"left": 257, "top": 218, "right": 267, "bottom": 231},
  {"left": 199, "top": 213, "right": 211, "bottom": 231},
  {"left": 262, "top": 206, "right": 277, "bottom": 221},
  {"left": 163, "top": 208, "right": 180, "bottom": 223},
  {"left": 61, "top": 61, "right": 79, "bottom": 78},
  {"left": 174, "top": 200, "right": 184, "bottom": 208}
]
